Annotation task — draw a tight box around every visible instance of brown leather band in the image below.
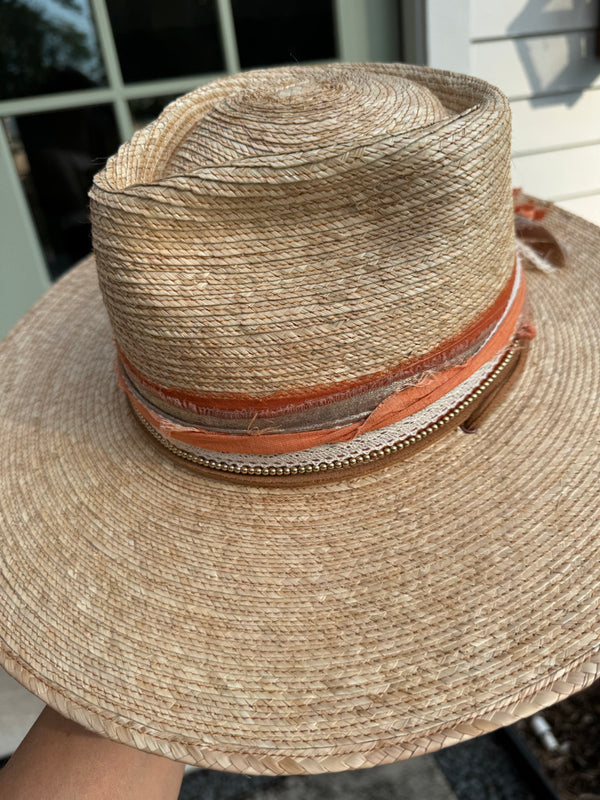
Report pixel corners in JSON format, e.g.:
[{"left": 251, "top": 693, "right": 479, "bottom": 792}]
[{"left": 460, "top": 338, "right": 529, "bottom": 433}]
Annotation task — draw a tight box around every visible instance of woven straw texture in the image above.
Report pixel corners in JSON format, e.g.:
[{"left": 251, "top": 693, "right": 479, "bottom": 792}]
[
  {"left": 90, "top": 63, "right": 515, "bottom": 398},
  {"left": 0, "top": 198, "right": 599, "bottom": 773}
]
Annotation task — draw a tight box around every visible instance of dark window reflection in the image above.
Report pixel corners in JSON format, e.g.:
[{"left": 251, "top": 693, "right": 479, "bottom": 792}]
[
  {"left": 105, "top": 0, "right": 224, "bottom": 83},
  {"left": 232, "top": 0, "right": 336, "bottom": 68},
  {"left": 0, "top": 0, "right": 106, "bottom": 100},
  {"left": 5, "top": 104, "right": 119, "bottom": 279},
  {"left": 130, "top": 95, "right": 178, "bottom": 131}
]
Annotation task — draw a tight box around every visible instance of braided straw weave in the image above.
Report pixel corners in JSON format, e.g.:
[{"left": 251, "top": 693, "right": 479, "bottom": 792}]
[
  {"left": 91, "top": 63, "right": 515, "bottom": 397},
  {"left": 0, "top": 64, "right": 599, "bottom": 775}
]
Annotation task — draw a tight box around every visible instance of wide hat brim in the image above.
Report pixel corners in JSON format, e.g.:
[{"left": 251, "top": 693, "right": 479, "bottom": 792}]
[{"left": 1, "top": 201, "right": 599, "bottom": 775}]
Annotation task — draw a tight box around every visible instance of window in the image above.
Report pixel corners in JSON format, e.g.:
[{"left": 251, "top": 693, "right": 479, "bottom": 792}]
[{"left": 0, "top": 0, "right": 402, "bottom": 336}]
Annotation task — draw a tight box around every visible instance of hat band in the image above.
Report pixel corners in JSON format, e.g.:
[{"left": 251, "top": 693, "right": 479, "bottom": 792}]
[
  {"left": 129, "top": 336, "right": 530, "bottom": 484},
  {"left": 118, "top": 260, "right": 534, "bottom": 482}
]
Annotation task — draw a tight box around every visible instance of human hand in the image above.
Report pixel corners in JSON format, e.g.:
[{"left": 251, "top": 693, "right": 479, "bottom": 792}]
[{"left": 0, "top": 705, "right": 185, "bottom": 800}]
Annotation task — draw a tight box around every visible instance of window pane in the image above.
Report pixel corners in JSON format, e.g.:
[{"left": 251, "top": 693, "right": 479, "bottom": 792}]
[
  {"left": 232, "top": 0, "right": 336, "bottom": 69},
  {"left": 129, "top": 95, "right": 178, "bottom": 131},
  {"left": 5, "top": 104, "right": 120, "bottom": 279},
  {"left": 0, "top": 0, "right": 106, "bottom": 100},
  {"left": 106, "top": 0, "right": 224, "bottom": 83}
]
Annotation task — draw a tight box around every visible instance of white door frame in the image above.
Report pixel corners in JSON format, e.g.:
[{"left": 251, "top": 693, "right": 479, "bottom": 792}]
[{"left": 418, "top": 0, "right": 471, "bottom": 73}]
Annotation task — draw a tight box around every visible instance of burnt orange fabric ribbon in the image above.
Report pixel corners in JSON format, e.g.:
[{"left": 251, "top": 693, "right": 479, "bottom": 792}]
[
  {"left": 118, "top": 263, "right": 521, "bottom": 417},
  {"left": 119, "top": 265, "right": 532, "bottom": 455}
]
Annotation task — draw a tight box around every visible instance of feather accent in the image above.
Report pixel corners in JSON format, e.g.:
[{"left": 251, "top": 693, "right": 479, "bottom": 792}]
[{"left": 513, "top": 198, "right": 566, "bottom": 273}]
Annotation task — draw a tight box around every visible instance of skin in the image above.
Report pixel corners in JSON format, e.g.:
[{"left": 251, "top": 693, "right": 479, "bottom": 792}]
[{"left": 0, "top": 706, "right": 185, "bottom": 800}]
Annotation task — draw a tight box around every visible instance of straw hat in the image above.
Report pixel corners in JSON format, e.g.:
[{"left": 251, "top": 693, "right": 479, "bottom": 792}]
[{"left": 1, "top": 63, "right": 598, "bottom": 775}]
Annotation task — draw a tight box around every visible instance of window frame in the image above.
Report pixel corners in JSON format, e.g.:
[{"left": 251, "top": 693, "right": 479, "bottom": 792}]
[{"left": 0, "top": 0, "right": 403, "bottom": 338}]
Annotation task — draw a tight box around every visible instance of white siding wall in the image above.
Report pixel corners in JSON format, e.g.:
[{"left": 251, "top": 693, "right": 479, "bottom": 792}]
[{"left": 427, "top": 0, "right": 600, "bottom": 224}]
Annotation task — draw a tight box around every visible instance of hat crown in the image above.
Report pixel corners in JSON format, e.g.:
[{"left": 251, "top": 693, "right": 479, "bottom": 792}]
[
  {"left": 162, "top": 70, "right": 449, "bottom": 172},
  {"left": 90, "top": 63, "right": 515, "bottom": 402}
]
